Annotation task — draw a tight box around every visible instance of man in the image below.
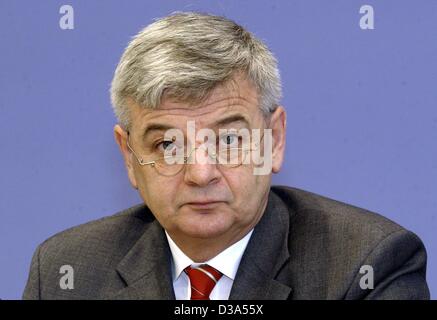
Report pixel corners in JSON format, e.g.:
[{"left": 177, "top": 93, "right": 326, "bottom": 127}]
[{"left": 23, "top": 12, "right": 429, "bottom": 300}]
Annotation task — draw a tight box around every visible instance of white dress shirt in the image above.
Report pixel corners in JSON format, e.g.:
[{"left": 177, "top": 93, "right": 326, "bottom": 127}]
[{"left": 165, "top": 229, "right": 254, "bottom": 300}]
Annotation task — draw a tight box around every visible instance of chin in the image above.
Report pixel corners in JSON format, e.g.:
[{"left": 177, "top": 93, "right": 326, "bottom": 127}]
[{"left": 178, "top": 211, "right": 234, "bottom": 239}]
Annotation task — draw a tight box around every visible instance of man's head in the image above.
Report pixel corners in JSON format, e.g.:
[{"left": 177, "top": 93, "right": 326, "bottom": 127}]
[{"left": 110, "top": 12, "right": 286, "bottom": 250}]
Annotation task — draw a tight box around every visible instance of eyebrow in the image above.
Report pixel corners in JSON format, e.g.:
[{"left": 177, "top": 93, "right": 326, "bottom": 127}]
[
  {"left": 213, "top": 114, "right": 251, "bottom": 128},
  {"left": 140, "top": 114, "right": 251, "bottom": 140},
  {"left": 141, "top": 123, "right": 175, "bottom": 140}
]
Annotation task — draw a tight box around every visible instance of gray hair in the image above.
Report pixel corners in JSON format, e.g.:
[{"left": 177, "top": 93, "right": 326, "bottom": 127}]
[{"left": 110, "top": 12, "right": 282, "bottom": 129}]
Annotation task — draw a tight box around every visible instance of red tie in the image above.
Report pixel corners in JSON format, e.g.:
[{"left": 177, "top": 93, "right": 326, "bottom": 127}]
[{"left": 184, "top": 264, "right": 223, "bottom": 300}]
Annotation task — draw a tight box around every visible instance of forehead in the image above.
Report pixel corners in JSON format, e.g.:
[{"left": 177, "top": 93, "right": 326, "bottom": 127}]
[{"left": 128, "top": 76, "right": 262, "bottom": 132}]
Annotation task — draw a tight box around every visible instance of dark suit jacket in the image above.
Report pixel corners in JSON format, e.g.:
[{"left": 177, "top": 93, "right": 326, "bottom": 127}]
[{"left": 22, "top": 186, "right": 430, "bottom": 299}]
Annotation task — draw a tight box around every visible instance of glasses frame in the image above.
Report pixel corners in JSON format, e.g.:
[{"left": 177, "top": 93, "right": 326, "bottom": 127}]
[{"left": 125, "top": 130, "right": 265, "bottom": 176}]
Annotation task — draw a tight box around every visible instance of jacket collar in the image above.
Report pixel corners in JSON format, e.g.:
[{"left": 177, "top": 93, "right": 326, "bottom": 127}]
[
  {"left": 229, "top": 190, "right": 293, "bottom": 299},
  {"left": 111, "top": 219, "right": 175, "bottom": 299}
]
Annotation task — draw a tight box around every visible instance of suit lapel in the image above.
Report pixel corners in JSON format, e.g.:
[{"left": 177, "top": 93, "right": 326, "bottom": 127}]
[
  {"left": 109, "top": 219, "right": 175, "bottom": 300},
  {"left": 229, "top": 190, "right": 293, "bottom": 300}
]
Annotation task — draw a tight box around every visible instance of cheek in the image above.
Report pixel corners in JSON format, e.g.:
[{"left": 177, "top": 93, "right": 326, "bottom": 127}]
[
  {"left": 224, "top": 168, "right": 270, "bottom": 209},
  {"left": 136, "top": 173, "right": 179, "bottom": 214}
]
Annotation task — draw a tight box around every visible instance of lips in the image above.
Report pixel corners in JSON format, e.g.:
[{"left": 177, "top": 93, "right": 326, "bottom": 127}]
[{"left": 184, "top": 201, "right": 224, "bottom": 209}]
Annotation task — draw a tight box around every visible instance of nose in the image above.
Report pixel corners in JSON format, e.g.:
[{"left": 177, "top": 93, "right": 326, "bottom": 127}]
[{"left": 183, "top": 146, "right": 221, "bottom": 187}]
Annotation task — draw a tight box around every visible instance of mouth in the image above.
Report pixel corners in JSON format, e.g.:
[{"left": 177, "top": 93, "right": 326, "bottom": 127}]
[{"left": 184, "top": 201, "right": 224, "bottom": 210}]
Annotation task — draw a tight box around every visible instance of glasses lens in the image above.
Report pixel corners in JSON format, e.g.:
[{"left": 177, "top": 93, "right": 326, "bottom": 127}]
[
  {"left": 153, "top": 155, "right": 186, "bottom": 176},
  {"left": 217, "top": 148, "right": 246, "bottom": 167}
]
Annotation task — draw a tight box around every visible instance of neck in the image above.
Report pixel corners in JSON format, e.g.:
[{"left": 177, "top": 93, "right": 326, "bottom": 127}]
[{"left": 168, "top": 226, "right": 252, "bottom": 262}]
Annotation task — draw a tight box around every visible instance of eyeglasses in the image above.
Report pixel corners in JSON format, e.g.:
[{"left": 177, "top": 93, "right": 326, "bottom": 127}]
[{"left": 126, "top": 132, "right": 264, "bottom": 177}]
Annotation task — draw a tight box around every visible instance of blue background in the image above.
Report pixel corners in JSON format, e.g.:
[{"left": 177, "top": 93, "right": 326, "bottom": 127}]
[{"left": 0, "top": 0, "right": 436, "bottom": 299}]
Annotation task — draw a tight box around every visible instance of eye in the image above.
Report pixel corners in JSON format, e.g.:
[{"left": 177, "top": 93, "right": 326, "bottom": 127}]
[
  {"left": 157, "top": 140, "right": 176, "bottom": 152},
  {"left": 219, "top": 133, "right": 239, "bottom": 147}
]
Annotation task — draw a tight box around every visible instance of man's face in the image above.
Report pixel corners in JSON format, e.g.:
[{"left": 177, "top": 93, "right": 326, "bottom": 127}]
[{"left": 115, "top": 76, "right": 286, "bottom": 243}]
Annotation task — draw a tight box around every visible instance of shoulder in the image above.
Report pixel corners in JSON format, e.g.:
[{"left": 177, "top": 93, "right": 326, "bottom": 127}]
[
  {"left": 35, "top": 204, "right": 154, "bottom": 284},
  {"left": 38, "top": 203, "right": 153, "bottom": 258},
  {"left": 270, "top": 185, "right": 428, "bottom": 299},
  {"left": 23, "top": 203, "right": 157, "bottom": 299},
  {"left": 271, "top": 185, "right": 406, "bottom": 239}
]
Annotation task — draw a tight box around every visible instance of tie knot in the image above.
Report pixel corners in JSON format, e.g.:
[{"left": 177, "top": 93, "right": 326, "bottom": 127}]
[{"left": 184, "top": 264, "right": 223, "bottom": 300}]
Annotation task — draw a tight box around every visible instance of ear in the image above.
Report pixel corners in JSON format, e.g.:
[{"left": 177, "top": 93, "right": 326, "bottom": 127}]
[
  {"left": 114, "top": 124, "right": 139, "bottom": 189},
  {"left": 269, "top": 106, "right": 287, "bottom": 173}
]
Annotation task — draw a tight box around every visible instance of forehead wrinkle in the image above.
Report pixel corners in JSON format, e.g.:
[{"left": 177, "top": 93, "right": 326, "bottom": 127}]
[
  {"left": 159, "top": 94, "right": 256, "bottom": 116},
  {"left": 137, "top": 97, "right": 256, "bottom": 130},
  {"left": 207, "top": 113, "right": 251, "bottom": 131}
]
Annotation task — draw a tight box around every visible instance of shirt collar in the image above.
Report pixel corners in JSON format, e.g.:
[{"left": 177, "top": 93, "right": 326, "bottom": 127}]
[{"left": 165, "top": 229, "right": 254, "bottom": 281}]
